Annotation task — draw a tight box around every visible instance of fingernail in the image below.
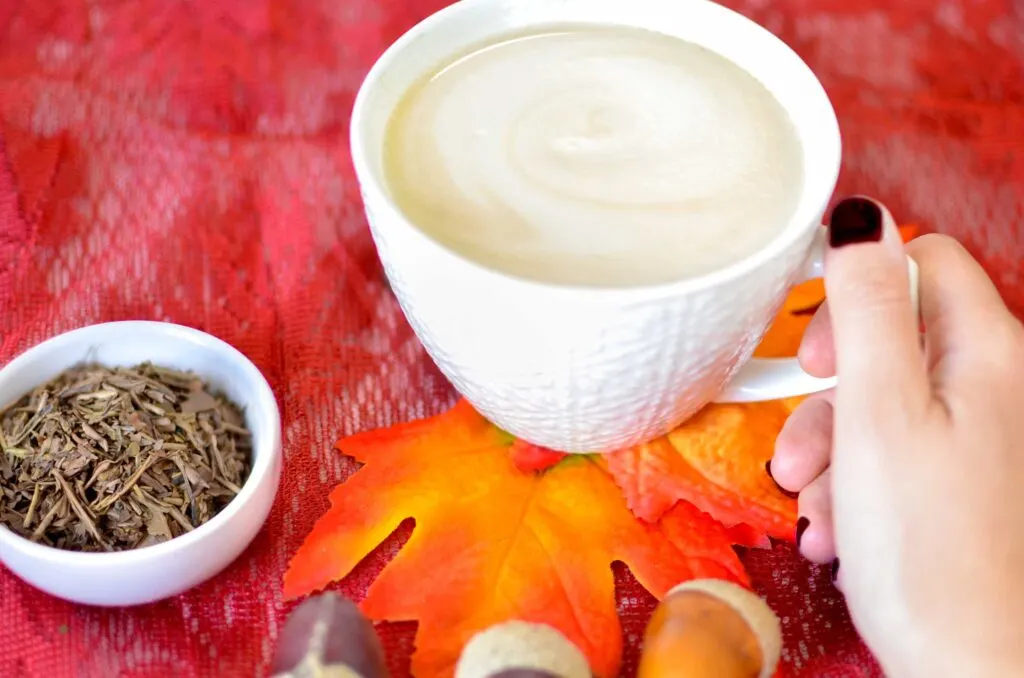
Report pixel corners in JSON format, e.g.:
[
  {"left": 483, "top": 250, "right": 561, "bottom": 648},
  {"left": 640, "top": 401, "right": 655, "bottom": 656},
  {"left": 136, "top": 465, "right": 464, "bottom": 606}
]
[
  {"left": 765, "top": 461, "right": 799, "bottom": 499},
  {"left": 490, "top": 671, "right": 559, "bottom": 678},
  {"left": 795, "top": 517, "right": 810, "bottom": 547},
  {"left": 271, "top": 593, "right": 387, "bottom": 678},
  {"left": 828, "top": 197, "right": 883, "bottom": 248},
  {"left": 831, "top": 558, "right": 840, "bottom": 583}
]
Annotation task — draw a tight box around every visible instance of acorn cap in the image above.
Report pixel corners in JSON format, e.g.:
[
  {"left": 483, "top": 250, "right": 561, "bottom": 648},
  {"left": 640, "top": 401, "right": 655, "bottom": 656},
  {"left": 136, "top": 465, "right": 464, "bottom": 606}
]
[
  {"left": 667, "top": 579, "right": 781, "bottom": 678},
  {"left": 277, "top": 666, "right": 363, "bottom": 678},
  {"left": 455, "top": 621, "right": 591, "bottom": 678}
]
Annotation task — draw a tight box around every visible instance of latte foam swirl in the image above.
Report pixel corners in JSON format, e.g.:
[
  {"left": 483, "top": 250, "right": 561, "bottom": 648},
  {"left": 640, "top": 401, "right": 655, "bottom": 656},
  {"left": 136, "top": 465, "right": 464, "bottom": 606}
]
[{"left": 384, "top": 27, "right": 805, "bottom": 286}]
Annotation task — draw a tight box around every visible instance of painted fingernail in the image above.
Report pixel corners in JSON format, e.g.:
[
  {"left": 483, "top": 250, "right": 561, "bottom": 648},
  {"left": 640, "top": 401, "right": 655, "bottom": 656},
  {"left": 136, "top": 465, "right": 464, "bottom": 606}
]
[
  {"left": 831, "top": 558, "right": 840, "bottom": 583},
  {"left": 271, "top": 593, "right": 387, "bottom": 678},
  {"left": 828, "top": 197, "right": 883, "bottom": 247},
  {"left": 765, "top": 461, "right": 798, "bottom": 499},
  {"left": 795, "top": 517, "right": 810, "bottom": 548}
]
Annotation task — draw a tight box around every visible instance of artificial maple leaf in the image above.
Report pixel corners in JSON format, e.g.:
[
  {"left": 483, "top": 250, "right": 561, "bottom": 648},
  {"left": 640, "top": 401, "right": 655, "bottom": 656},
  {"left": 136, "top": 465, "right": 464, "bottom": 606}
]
[
  {"left": 606, "top": 223, "right": 922, "bottom": 542},
  {"left": 753, "top": 278, "right": 829, "bottom": 358},
  {"left": 283, "top": 400, "right": 748, "bottom": 678},
  {"left": 603, "top": 402, "right": 800, "bottom": 546},
  {"left": 755, "top": 223, "right": 920, "bottom": 358}
]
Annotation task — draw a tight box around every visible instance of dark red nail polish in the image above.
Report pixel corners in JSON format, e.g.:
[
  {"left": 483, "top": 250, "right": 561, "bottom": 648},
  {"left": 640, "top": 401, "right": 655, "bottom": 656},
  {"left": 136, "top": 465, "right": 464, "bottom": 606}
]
[
  {"left": 828, "top": 197, "right": 883, "bottom": 247},
  {"left": 831, "top": 558, "right": 840, "bottom": 582},
  {"left": 765, "top": 461, "right": 799, "bottom": 499},
  {"left": 795, "top": 517, "right": 810, "bottom": 547}
]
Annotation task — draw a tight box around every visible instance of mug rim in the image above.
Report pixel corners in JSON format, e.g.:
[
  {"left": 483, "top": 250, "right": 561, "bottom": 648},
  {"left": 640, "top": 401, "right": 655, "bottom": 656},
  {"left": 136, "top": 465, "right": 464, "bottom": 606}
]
[{"left": 349, "top": 0, "right": 842, "bottom": 300}]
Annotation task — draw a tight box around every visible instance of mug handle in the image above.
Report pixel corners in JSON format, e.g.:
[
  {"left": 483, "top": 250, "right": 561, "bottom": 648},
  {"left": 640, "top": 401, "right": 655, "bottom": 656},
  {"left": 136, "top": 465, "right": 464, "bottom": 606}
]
[{"left": 713, "top": 226, "right": 920, "bottom": 403}]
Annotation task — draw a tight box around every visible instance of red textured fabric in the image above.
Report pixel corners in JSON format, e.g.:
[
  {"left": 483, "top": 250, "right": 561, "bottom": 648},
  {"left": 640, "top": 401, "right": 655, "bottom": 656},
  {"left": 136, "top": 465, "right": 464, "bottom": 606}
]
[{"left": 1, "top": 0, "right": 1021, "bottom": 676}]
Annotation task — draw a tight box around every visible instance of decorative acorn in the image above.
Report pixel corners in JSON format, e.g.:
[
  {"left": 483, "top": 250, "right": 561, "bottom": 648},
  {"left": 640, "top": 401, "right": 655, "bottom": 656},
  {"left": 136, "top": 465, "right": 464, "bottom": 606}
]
[
  {"left": 271, "top": 593, "right": 388, "bottom": 678},
  {"left": 454, "top": 621, "right": 591, "bottom": 678},
  {"left": 638, "top": 579, "right": 782, "bottom": 678},
  {"left": 273, "top": 580, "right": 780, "bottom": 678}
]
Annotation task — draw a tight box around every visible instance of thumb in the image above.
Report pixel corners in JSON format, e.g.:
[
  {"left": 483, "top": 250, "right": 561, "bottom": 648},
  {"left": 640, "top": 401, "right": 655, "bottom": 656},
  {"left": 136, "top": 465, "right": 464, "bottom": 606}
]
[{"left": 824, "top": 196, "right": 928, "bottom": 415}]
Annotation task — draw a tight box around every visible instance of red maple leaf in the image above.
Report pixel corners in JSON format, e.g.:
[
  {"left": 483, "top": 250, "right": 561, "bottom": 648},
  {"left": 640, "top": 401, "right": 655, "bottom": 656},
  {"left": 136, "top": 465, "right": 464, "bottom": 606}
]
[{"left": 284, "top": 401, "right": 748, "bottom": 678}]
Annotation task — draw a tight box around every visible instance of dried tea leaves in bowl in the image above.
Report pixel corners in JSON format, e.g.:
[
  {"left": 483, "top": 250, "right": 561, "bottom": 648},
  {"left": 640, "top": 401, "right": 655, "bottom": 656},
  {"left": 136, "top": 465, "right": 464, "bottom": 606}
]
[{"left": 0, "top": 363, "right": 253, "bottom": 552}]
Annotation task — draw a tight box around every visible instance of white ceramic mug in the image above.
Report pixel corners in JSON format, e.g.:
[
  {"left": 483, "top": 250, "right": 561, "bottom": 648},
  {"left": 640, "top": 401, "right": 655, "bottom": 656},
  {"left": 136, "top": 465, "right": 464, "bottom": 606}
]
[{"left": 350, "top": 0, "right": 918, "bottom": 452}]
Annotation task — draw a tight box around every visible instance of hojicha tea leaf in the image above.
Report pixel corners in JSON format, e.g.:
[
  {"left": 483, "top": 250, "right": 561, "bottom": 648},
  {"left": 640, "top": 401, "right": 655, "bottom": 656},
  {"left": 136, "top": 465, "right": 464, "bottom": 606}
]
[{"left": 0, "top": 363, "right": 253, "bottom": 552}]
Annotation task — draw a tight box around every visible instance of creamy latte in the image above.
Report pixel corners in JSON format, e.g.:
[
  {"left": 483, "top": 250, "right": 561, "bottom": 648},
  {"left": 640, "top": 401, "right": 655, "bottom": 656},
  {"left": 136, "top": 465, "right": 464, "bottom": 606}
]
[{"left": 382, "top": 24, "right": 804, "bottom": 287}]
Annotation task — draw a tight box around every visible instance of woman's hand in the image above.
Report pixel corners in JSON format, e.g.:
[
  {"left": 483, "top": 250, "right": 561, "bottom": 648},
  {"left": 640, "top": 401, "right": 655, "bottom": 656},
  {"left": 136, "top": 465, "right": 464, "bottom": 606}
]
[{"left": 769, "top": 197, "right": 1024, "bottom": 678}]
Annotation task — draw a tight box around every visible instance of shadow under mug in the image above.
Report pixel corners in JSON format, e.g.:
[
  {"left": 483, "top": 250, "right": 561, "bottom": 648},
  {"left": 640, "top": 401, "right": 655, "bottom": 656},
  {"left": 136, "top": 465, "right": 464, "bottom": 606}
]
[{"left": 350, "top": 0, "right": 918, "bottom": 453}]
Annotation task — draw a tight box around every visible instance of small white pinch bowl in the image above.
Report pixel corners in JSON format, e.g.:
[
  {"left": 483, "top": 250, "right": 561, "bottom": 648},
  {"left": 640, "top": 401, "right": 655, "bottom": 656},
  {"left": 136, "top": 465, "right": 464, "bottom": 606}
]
[{"left": 0, "top": 321, "right": 283, "bottom": 607}]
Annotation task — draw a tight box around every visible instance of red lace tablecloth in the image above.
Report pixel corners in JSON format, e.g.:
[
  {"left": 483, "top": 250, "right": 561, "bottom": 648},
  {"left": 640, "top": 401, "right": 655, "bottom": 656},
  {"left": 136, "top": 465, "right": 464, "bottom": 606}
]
[{"left": 1, "top": 1, "right": 1021, "bottom": 676}]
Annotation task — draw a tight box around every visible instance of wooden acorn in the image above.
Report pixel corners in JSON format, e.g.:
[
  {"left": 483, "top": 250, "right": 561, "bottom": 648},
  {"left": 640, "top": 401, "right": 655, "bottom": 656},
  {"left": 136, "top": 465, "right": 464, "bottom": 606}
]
[
  {"left": 456, "top": 578, "right": 780, "bottom": 678},
  {"left": 638, "top": 579, "right": 782, "bottom": 678},
  {"left": 270, "top": 593, "right": 388, "bottom": 678},
  {"left": 454, "top": 621, "right": 591, "bottom": 678},
  {"left": 273, "top": 578, "right": 781, "bottom": 678}
]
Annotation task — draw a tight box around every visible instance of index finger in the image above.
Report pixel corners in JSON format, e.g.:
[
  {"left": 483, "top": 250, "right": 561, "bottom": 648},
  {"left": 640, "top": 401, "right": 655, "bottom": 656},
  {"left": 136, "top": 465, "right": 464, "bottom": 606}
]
[{"left": 797, "top": 234, "right": 1016, "bottom": 385}]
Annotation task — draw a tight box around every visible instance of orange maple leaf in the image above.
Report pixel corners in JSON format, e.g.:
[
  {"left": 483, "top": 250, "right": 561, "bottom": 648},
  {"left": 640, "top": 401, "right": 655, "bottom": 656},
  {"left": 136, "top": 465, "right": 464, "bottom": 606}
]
[
  {"left": 606, "top": 223, "right": 921, "bottom": 542},
  {"left": 756, "top": 222, "right": 920, "bottom": 358},
  {"left": 603, "top": 401, "right": 801, "bottom": 545},
  {"left": 283, "top": 400, "right": 748, "bottom": 678}
]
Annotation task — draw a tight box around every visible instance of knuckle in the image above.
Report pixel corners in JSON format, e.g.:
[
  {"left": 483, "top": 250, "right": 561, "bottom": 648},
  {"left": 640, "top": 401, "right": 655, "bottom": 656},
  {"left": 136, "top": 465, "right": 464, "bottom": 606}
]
[
  {"left": 908, "top": 232, "right": 963, "bottom": 255},
  {"left": 908, "top": 233, "right": 974, "bottom": 274}
]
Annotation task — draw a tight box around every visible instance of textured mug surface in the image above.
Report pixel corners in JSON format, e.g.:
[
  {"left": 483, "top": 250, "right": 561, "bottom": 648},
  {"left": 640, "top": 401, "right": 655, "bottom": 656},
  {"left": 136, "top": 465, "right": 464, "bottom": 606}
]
[{"left": 350, "top": 0, "right": 842, "bottom": 452}]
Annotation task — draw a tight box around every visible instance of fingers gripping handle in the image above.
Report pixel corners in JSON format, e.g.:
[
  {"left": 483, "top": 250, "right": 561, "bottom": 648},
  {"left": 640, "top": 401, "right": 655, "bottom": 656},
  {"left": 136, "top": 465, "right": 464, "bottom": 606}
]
[{"left": 714, "top": 227, "right": 920, "bottom": 404}]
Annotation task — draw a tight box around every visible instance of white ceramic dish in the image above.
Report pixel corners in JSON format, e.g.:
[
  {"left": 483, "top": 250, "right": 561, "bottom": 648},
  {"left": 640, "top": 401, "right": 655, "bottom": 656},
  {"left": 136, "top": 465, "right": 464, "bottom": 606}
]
[{"left": 0, "top": 321, "right": 282, "bottom": 607}]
